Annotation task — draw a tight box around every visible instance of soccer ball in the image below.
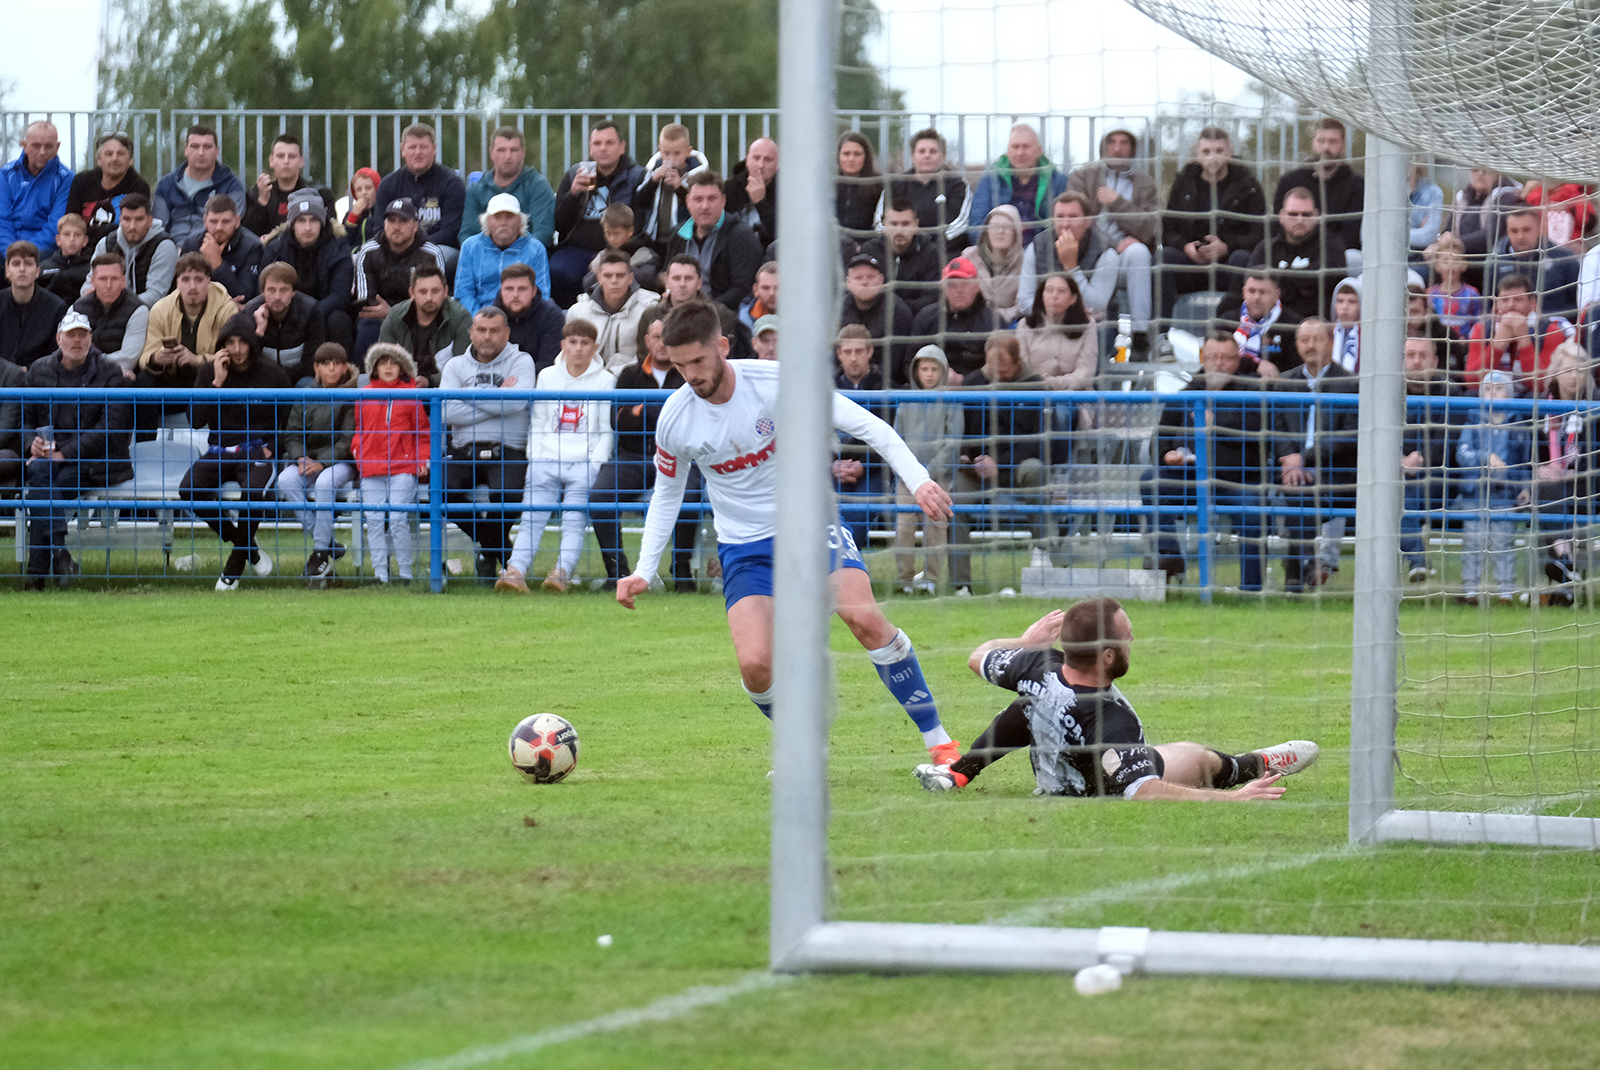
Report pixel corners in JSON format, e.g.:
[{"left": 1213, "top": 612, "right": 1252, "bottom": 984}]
[{"left": 509, "top": 713, "right": 580, "bottom": 784}]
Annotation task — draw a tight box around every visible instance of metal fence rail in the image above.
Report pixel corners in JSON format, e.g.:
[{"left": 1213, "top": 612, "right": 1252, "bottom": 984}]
[{"left": 2, "top": 106, "right": 1323, "bottom": 194}]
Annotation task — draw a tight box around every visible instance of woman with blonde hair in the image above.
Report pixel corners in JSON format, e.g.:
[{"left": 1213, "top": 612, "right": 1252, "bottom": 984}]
[{"left": 1533, "top": 341, "right": 1598, "bottom": 605}]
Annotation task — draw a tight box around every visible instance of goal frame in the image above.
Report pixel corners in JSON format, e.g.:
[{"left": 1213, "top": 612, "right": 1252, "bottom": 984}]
[{"left": 769, "top": 0, "right": 1600, "bottom": 986}]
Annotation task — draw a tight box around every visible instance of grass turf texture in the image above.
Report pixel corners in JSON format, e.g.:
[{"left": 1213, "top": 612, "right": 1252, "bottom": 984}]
[{"left": 3, "top": 587, "right": 1597, "bottom": 1068}]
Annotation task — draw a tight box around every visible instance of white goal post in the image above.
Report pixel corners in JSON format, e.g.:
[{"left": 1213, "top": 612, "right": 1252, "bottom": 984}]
[{"left": 770, "top": 0, "right": 1600, "bottom": 986}]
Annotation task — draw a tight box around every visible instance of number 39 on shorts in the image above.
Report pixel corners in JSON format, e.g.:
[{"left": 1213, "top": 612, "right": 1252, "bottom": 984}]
[{"left": 826, "top": 524, "right": 859, "bottom": 552}]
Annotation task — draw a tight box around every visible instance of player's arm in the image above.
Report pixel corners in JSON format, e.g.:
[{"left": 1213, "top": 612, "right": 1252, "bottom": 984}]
[
  {"left": 617, "top": 444, "right": 690, "bottom": 609},
  {"left": 1130, "top": 774, "right": 1285, "bottom": 802},
  {"left": 967, "top": 610, "right": 1065, "bottom": 676},
  {"left": 831, "top": 392, "right": 952, "bottom": 520}
]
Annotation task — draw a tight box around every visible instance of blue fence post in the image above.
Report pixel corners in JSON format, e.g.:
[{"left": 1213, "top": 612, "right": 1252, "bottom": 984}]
[
  {"left": 429, "top": 395, "right": 446, "bottom": 593},
  {"left": 1193, "top": 392, "right": 1212, "bottom": 602}
]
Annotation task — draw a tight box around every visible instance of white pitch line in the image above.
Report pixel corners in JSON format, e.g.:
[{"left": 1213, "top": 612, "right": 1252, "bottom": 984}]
[
  {"left": 992, "top": 846, "right": 1360, "bottom": 927},
  {"left": 390, "top": 971, "right": 792, "bottom": 1070}
]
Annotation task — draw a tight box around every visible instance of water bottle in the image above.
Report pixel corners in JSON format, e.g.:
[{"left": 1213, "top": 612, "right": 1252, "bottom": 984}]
[{"left": 1113, "top": 315, "right": 1132, "bottom": 363}]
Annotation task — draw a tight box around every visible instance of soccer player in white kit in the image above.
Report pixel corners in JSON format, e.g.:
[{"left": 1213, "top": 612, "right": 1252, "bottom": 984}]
[{"left": 616, "top": 302, "right": 963, "bottom": 767}]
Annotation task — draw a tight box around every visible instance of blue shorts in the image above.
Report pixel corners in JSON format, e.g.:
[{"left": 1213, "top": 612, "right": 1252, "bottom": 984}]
[{"left": 717, "top": 521, "right": 867, "bottom": 610}]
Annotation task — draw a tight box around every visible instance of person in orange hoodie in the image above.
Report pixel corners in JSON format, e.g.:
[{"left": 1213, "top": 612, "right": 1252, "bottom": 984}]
[{"left": 353, "top": 342, "right": 429, "bottom": 584}]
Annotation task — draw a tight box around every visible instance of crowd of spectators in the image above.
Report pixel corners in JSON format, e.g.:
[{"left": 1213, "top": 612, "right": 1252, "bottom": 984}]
[{"left": 1, "top": 114, "right": 1597, "bottom": 599}]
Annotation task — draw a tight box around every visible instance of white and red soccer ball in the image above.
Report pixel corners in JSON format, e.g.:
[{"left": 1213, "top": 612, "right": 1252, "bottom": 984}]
[{"left": 509, "top": 714, "right": 580, "bottom": 784}]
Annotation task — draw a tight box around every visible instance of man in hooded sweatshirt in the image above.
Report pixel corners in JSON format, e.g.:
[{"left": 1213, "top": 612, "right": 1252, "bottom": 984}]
[
  {"left": 87, "top": 193, "right": 178, "bottom": 310},
  {"left": 496, "top": 318, "right": 616, "bottom": 594},
  {"left": 565, "top": 249, "right": 659, "bottom": 374},
  {"left": 180, "top": 310, "right": 293, "bottom": 590},
  {"left": 439, "top": 306, "right": 538, "bottom": 583}
]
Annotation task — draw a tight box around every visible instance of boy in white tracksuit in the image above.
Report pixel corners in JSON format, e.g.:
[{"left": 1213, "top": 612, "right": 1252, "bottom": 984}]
[{"left": 497, "top": 319, "right": 615, "bottom": 592}]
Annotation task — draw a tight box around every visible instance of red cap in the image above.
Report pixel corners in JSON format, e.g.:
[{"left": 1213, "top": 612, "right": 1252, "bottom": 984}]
[{"left": 942, "top": 257, "right": 978, "bottom": 280}]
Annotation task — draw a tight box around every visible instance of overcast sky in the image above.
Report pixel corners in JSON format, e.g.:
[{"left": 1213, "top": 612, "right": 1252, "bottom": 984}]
[{"left": 4, "top": 0, "right": 1254, "bottom": 161}]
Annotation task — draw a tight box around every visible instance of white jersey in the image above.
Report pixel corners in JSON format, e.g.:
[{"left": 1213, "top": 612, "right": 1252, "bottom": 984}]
[{"left": 630, "top": 360, "right": 931, "bottom": 582}]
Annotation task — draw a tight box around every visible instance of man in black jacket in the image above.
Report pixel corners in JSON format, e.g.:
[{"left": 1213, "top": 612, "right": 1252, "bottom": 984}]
[
  {"left": 1246, "top": 190, "right": 1346, "bottom": 322},
  {"left": 550, "top": 121, "right": 647, "bottom": 307},
  {"left": 243, "top": 133, "right": 332, "bottom": 238},
  {"left": 1140, "top": 331, "right": 1269, "bottom": 588},
  {"left": 664, "top": 172, "right": 761, "bottom": 314},
  {"left": 1, "top": 240, "right": 68, "bottom": 369},
  {"left": 181, "top": 195, "right": 264, "bottom": 304},
  {"left": 885, "top": 128, "right": 971, "bottom": 263},
  {"left": 495, "top": 263, "right": 565, "bottom": 376},
  {"left": 839, "top": 253, "right": 914, "bottom": 379},
  {"left": 262, "top": 195, "right": 354, "bottom": 351},
  {"left": 911, "top": 257, "right": 996, "bottom": 382},
  {"left": 1214, "top": 271, "right": 1302, "bottom": 376},
  {"left": 1400, "top": 334, "right": 1463, "bottom": 581},
  {"left": 588, "top": 305, "right": 704, "bottom": 589},
  {"left": 21, "top": 310, "right": 134, "bottom": 588},
  {"left": 860, "top": 199, "right": 942, "bottom": 317},
  {"left": 352, "top": 198, "right": 446, "bottom": 358},
  {"left": 1272, "top": 318, "right": 1359, "bottom": 592},
  {"left": 724, "top": 137, "right": 779, "bottom": 250},
  {"left": 948, "top": 333, "right": 1045, "bottom": 593},
  {"left": 375, "top": 124, "right": 466, "bottom": 254},
  {"left": 243, "top": 262, "right": 326, "bottom": 380},
  {"left": 1272, "top": 119, "right": 1364, "bottom": 269},
  {"left": 1160, "top": 127, "right": 1266, "bottom": 320},
  {"left": 180, "top": 311, "right": 293, "bottom": 590}
]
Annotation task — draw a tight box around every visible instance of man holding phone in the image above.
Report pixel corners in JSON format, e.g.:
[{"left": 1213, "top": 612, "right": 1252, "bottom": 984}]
[
  {"left": 549, "top": 121, "right": 646, "bottom": 306},
  {"left": 22, "top": 310, "right": 134, "bottom": 589},
  {"left": 134, "top": 252, "right": 236, "bottom": 436}
]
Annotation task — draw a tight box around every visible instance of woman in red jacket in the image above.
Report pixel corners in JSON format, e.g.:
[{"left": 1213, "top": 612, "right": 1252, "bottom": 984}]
[{"left": 354, "top": 343, "right": 429, "bottom": 584}]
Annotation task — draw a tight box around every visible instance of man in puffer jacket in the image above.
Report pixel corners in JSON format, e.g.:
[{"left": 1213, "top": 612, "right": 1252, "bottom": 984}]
[
  {"left": 495, "top": 318, "right": 614, "bottom": 594},
  {"left": 277, "top": 343, "right": 358, "bottom": 584}
]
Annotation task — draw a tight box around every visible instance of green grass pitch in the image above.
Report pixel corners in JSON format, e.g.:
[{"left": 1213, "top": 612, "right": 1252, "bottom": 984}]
[{"left": 3, "top": 578, "right": 1598, "bottom": 1068}]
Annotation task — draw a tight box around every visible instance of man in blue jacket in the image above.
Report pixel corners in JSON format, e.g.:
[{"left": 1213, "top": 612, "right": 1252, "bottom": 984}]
[
  {"left": 0, "top": 121, "right": 74, "bottom": 260},
  {"left": 154, "top": 125, "right": 246, "bottom": 248},
  {"left": 455, "top": 193, "right": 551, "bottom": 313},
  {"left": 967, "top": 124, "right": 1067, "bottom": 249}
]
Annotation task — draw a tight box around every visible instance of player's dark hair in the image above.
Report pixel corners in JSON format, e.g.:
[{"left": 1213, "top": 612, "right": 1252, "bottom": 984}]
[
  {"left": 668, "top": 254, "right": 703, "bottom": 276},
  {"left": 500, "top": 262, "right": 537, "bottom": 287},
  {"left": 1244, "top": 269, "right": 1279, "bottom": 289},
  {"left": 661, "top": 301, "right": 723, "bottom": 348},
  {"left": 596, "top": 248, "right": 633, "bottom": 270},
  {"left": 1060, "top": 597, "right": 1126, "bottom": 672},
  {"left": 121, "top": 192, "right": 152, "bottom": 215},
  {"left": 174, "top": 251, "right": 212, "bottom": 280},
  {"left": 887, "top": 197, "right": 918, "bottom": 216}
]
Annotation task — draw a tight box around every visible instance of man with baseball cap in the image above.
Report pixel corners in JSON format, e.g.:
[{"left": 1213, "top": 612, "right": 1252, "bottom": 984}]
[
  {"left": 352, "top": 196, "right": 446, "bottom": 358},
  {"left": 839, "top": 251, "right": 913, "bottom": 381},
  {"left": 910, "top": 256, "right": 996, "bottom": 381},
  {"left": 21, "top": 309, "right": 133, "bottom": 589},
  {"left": 751, "top": 314, "right": 778, "bottom": 360},
  {"left": 455, "top": 192, "right": 551, "bottom": 314}
]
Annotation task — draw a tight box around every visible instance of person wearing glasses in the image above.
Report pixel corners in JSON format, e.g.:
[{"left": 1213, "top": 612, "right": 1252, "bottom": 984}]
[
  {"left": 1244, "top": 187, "right": 1347, "bottom": 321},
  {"left": 66, "top": 132, "right": 152, "bottom": 248}
]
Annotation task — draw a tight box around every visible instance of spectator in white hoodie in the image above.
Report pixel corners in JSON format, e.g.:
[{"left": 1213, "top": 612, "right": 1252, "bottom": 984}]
[
  {"left": 496, "top": 318, "right": 616, "bottom": 594},
  {"left": 565, "top": 248, "right": 659, "bottom": 373}
]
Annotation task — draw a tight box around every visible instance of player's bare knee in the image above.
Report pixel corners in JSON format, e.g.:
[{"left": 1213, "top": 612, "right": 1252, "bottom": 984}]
[{"left": 838, "top": 602, "right": 894, "bottom": 647}]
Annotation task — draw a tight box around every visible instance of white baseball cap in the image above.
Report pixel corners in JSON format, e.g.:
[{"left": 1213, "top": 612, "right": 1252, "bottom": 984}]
[
  {"left": 58, "top": 309, "right": 92, "bottom": 333},
  {"left": 485, "top": 192, "right": 523, "bottom": 216}
]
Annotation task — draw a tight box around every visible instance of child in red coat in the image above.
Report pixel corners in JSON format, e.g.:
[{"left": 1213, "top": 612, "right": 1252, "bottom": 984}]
[{"left": 354, "top": 343, "right": 430, "bottom": 583}]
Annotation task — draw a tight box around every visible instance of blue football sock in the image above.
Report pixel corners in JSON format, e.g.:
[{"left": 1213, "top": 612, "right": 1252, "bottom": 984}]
[
  {"left": 867, "top": 629, "right": 943, "bottom": 735},
  {"left": 742, "top": 682, "right": 774, "bottom": 720}
]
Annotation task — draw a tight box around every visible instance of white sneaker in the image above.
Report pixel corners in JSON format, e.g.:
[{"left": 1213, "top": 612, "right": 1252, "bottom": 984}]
[
  {"left": 1029, "top": 546, "right": 1052, "bottom": 568},
  {"left": 953, "top": 585, "right": 972, "bottom": 597},
  {"left": 1252, "top": 740, "right": 1319, "bottom": 776},
  {"left": 913, "top": 763, "right": 961, "bottom": 792},
  {"left": 914, "top": 580, "right": 936, "bottom": 596},
  {"left": 173, "top": 554, "right": 201, "bottom": 572},
  {"left": 899, "top": 584, "right": 915, "bottom": 596},
  {"left": 215, "top": 575, "right": 240, "bottom": 592},
  {"left": 252, "top": 549, "right": 273, "bottom": 577}
]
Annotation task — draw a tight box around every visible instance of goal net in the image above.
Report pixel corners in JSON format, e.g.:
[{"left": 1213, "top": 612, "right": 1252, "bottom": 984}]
[{"left": 770, "top": 0, "right": 1600, "bottom": 986}]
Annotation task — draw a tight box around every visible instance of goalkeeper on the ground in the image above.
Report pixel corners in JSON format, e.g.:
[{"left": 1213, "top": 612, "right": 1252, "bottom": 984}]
[{"left": 915, "top": 597, "right": 1318, "bottom": 799}]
